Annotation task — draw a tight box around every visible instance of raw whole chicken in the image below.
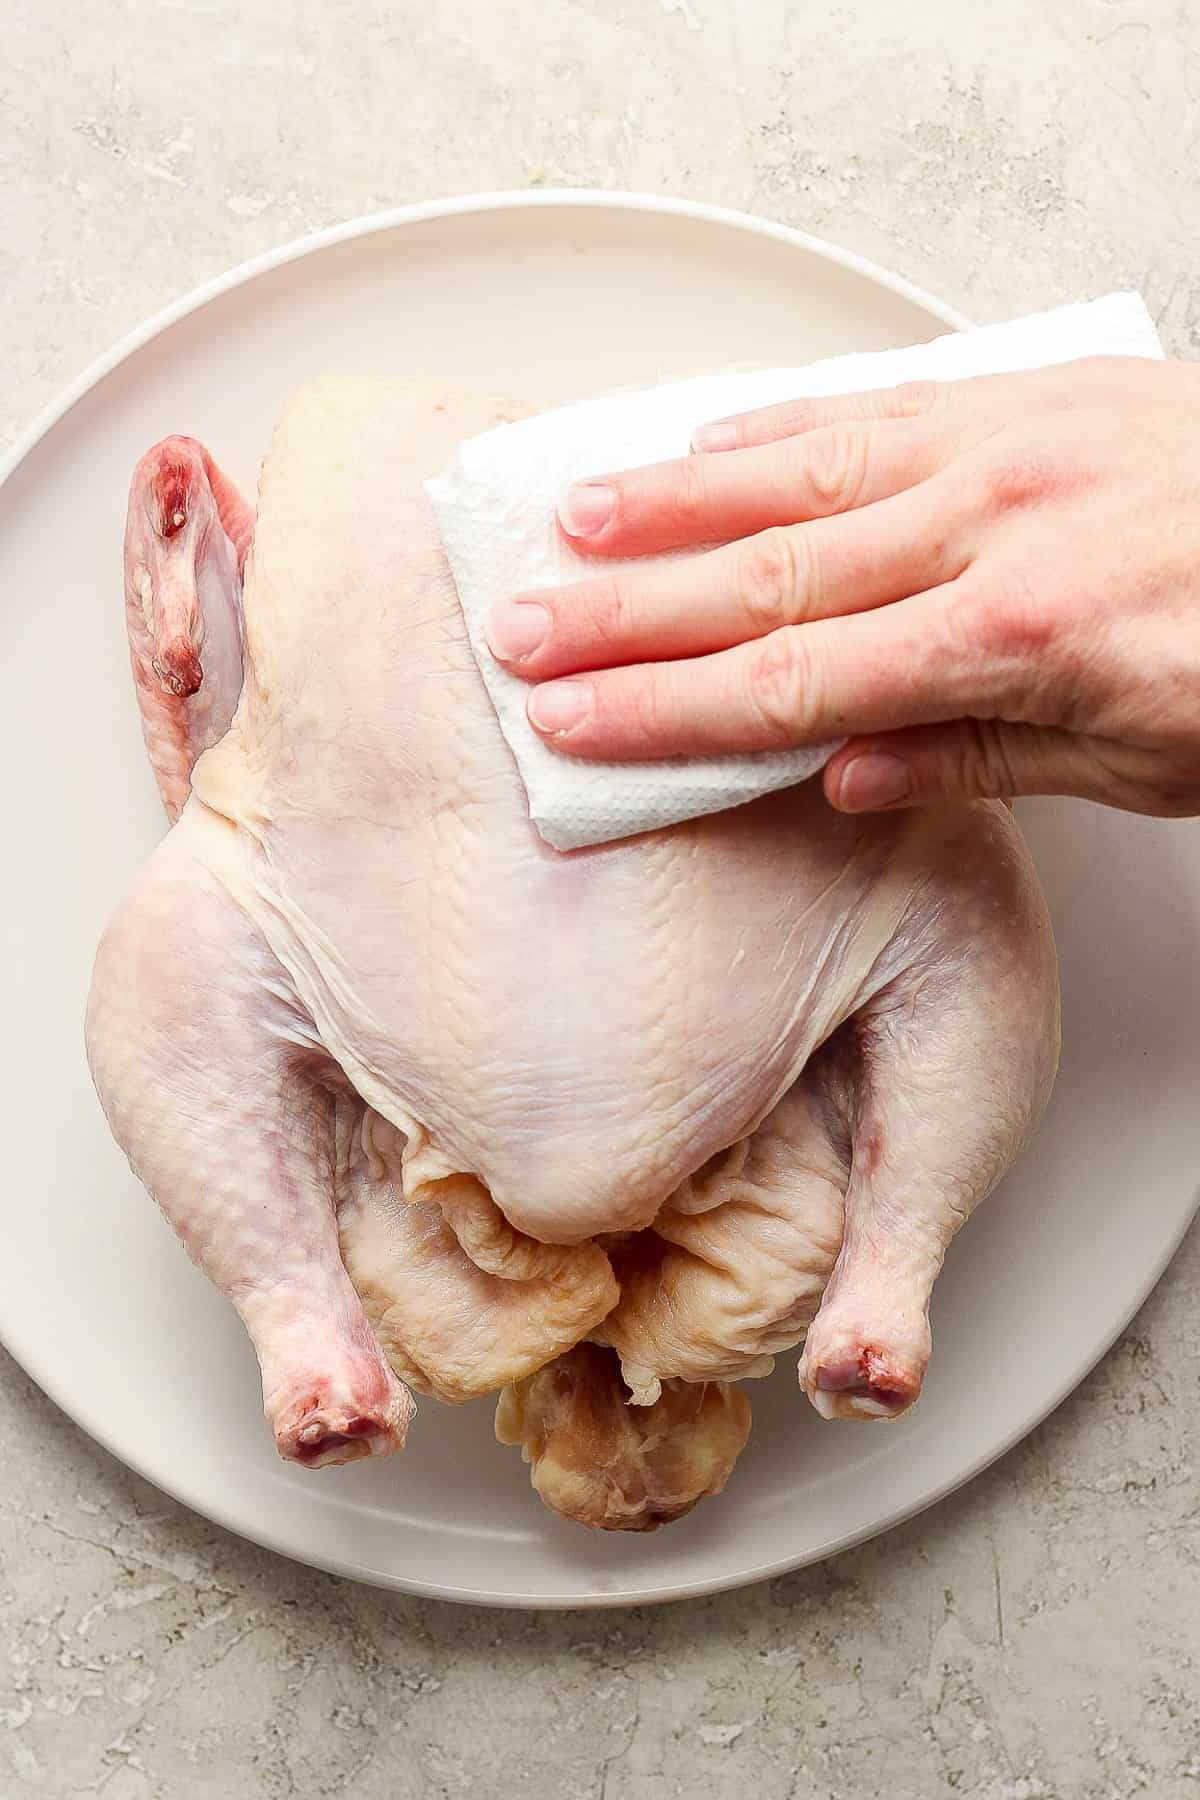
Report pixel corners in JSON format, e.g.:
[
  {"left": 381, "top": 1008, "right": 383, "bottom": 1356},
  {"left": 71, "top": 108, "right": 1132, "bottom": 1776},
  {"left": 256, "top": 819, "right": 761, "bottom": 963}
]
[{"left": 86, "top": 380, "right": 1060, "bottom": 1531}]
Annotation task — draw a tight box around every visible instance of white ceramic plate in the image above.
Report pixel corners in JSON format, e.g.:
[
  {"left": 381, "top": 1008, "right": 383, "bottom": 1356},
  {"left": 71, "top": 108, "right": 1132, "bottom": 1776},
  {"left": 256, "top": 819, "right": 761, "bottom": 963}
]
[{"left": 2, "top": 192, "right": 1196, "bottom": 1608}]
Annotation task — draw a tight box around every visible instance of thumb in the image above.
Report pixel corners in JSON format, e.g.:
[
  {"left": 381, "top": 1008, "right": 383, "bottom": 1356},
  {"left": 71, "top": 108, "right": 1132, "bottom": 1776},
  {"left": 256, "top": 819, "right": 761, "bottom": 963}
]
[{"left": 824, "top": 720, "right": 1169, "bottom": 814}]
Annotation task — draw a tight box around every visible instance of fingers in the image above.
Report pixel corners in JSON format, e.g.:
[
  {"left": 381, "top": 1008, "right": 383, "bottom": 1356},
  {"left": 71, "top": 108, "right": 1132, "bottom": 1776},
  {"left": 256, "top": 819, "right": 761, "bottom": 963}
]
[
  {"left": 522, "top": 587, "right": 986, "bottom": 759},
  {"left": 690, "top": 377, "right": 953, "bottom": 453},
  {"left": 825, "top": 723, "right": 1063, "bottom": 810},
  {"left": 688, "top": 366, "right": 1024, "bottom": 454},
  {"left": 825, "top": 723, "right": 1200, "bottom": 817},
  {"left": 488, "top": 475, "right": 968, "bottom": 680},
  {"left": 556, "top": 414, "right": 962, "bottom": 558}
]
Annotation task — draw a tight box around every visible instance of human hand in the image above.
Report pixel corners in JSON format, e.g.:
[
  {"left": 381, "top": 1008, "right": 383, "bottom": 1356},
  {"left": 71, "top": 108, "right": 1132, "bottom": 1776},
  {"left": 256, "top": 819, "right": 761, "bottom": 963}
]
[{"left": 484, "top": 356, "right": 1200, "bottom": 816}]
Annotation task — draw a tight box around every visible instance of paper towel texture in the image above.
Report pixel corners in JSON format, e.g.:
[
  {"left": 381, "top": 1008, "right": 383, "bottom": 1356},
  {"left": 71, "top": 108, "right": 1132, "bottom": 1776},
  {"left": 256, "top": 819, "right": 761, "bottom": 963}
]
[{"left": 426, "top": 292, "right": 1162, "bottom": 851}]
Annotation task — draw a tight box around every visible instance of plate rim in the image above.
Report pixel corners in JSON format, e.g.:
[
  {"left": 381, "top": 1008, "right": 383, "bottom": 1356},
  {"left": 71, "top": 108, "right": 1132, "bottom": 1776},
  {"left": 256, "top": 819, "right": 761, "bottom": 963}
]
[
  {"left": 8, "top": 189, "right": 1188, "bottom": 1610},
  {"left": 0, "top": 188, "right": 972, "bottom": 494}
]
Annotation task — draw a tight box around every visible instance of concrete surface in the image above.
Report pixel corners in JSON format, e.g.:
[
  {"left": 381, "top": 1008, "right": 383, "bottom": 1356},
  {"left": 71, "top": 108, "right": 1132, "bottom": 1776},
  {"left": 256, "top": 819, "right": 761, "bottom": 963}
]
[{"left": 2, "top": 1, "right": 1199, "bottom": 1794}]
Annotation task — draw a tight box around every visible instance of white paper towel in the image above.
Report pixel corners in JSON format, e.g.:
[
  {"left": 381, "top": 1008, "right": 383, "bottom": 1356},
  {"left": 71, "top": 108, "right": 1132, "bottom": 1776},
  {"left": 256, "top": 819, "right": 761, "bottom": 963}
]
[{"left": 426, "top": 292, "right": 1162, "bottom": 852}]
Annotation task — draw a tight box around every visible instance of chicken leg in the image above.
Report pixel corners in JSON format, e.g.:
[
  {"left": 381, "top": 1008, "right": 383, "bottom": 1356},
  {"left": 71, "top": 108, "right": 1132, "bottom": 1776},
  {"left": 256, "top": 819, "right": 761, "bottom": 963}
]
[
  {"left": 797, "top": 801, "right": 1060, "bottom": 1415},
  {"left": 86, "top": 821, "right": 414, "bottom": 1466},
  {"left": 600, "top": 794, "right": 1058, "bottom": 1420}
]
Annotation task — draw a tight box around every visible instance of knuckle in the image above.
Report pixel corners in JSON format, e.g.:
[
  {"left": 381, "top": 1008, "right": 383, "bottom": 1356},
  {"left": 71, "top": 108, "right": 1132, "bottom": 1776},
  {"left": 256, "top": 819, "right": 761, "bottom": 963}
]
[
  {"left": 884, "top": 378, "right": 941, "bottom": 420},
  {"left": 967, "top": 567, "right": 1057, "bottom": 664},
  {"left": 588, "top": 574, "right": 637, "bottom": 649},
  {"left": 799, "top": 424, "right": 869, "bottom": 511},
  {"left": 612, "top": 668, "right": 674, "bottom": 752},
  {"left": 736, "top": 527, "right": 812, "bottom": 631},
  {"left": 668, "top": 453, "right": 712, "bottom": 525},
  {"left": 746, "top": 628, "right": 813, "bottom": 743},
  {"left": 977, "top": 444, "right": 1083, "bottom": 512},
  {"left": 776, "top": 398, "right": 819, "bottom": 436},
  {"left": 955, "top": 720, "right": 1024, "bottom": 800},
  {"left": 628, "top": 678, "right": 669, "bottom": 748}
]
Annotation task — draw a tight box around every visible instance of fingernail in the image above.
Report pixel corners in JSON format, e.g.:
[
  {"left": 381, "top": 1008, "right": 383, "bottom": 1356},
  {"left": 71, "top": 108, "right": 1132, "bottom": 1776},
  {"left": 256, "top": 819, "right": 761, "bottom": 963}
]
[
  {"left": 485, "top": 599, "right": 550, "bottom": 663},
  {"left": 835, "top": 753, "right": 912, "bottom": 811},
  {"left": 691, "top": 421, "right": 738, "bottom": 453},
  {"left": 558, "top": 482, "right": 615, "bottom": 537},
  {"left": 528, "top": 679, "right": 593, "bottom": 737}
]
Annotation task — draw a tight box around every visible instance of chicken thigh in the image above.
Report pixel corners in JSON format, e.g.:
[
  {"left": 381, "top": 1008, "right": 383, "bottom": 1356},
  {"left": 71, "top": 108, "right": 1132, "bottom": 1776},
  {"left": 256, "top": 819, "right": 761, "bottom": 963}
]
[{"left": 87, "top": 379, "right": 1059, "bottom": 1521}]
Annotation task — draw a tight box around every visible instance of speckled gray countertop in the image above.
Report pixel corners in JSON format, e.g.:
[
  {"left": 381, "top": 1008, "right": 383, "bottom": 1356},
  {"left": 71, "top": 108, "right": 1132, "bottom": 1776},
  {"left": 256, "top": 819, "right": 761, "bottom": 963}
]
[{"left": 3, "top": 4, "right": 1199, "bottom": 1795}]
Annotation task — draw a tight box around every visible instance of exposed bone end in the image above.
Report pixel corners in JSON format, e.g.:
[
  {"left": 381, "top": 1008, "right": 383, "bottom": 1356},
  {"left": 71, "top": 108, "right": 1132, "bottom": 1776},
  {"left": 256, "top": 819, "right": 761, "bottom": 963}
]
[
  {"left": 271, "top": 1366, "right": 415, "bottom": 1468},
  {"left": 800, "top": 1341, "right": 922, "bottom": 1421}
]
